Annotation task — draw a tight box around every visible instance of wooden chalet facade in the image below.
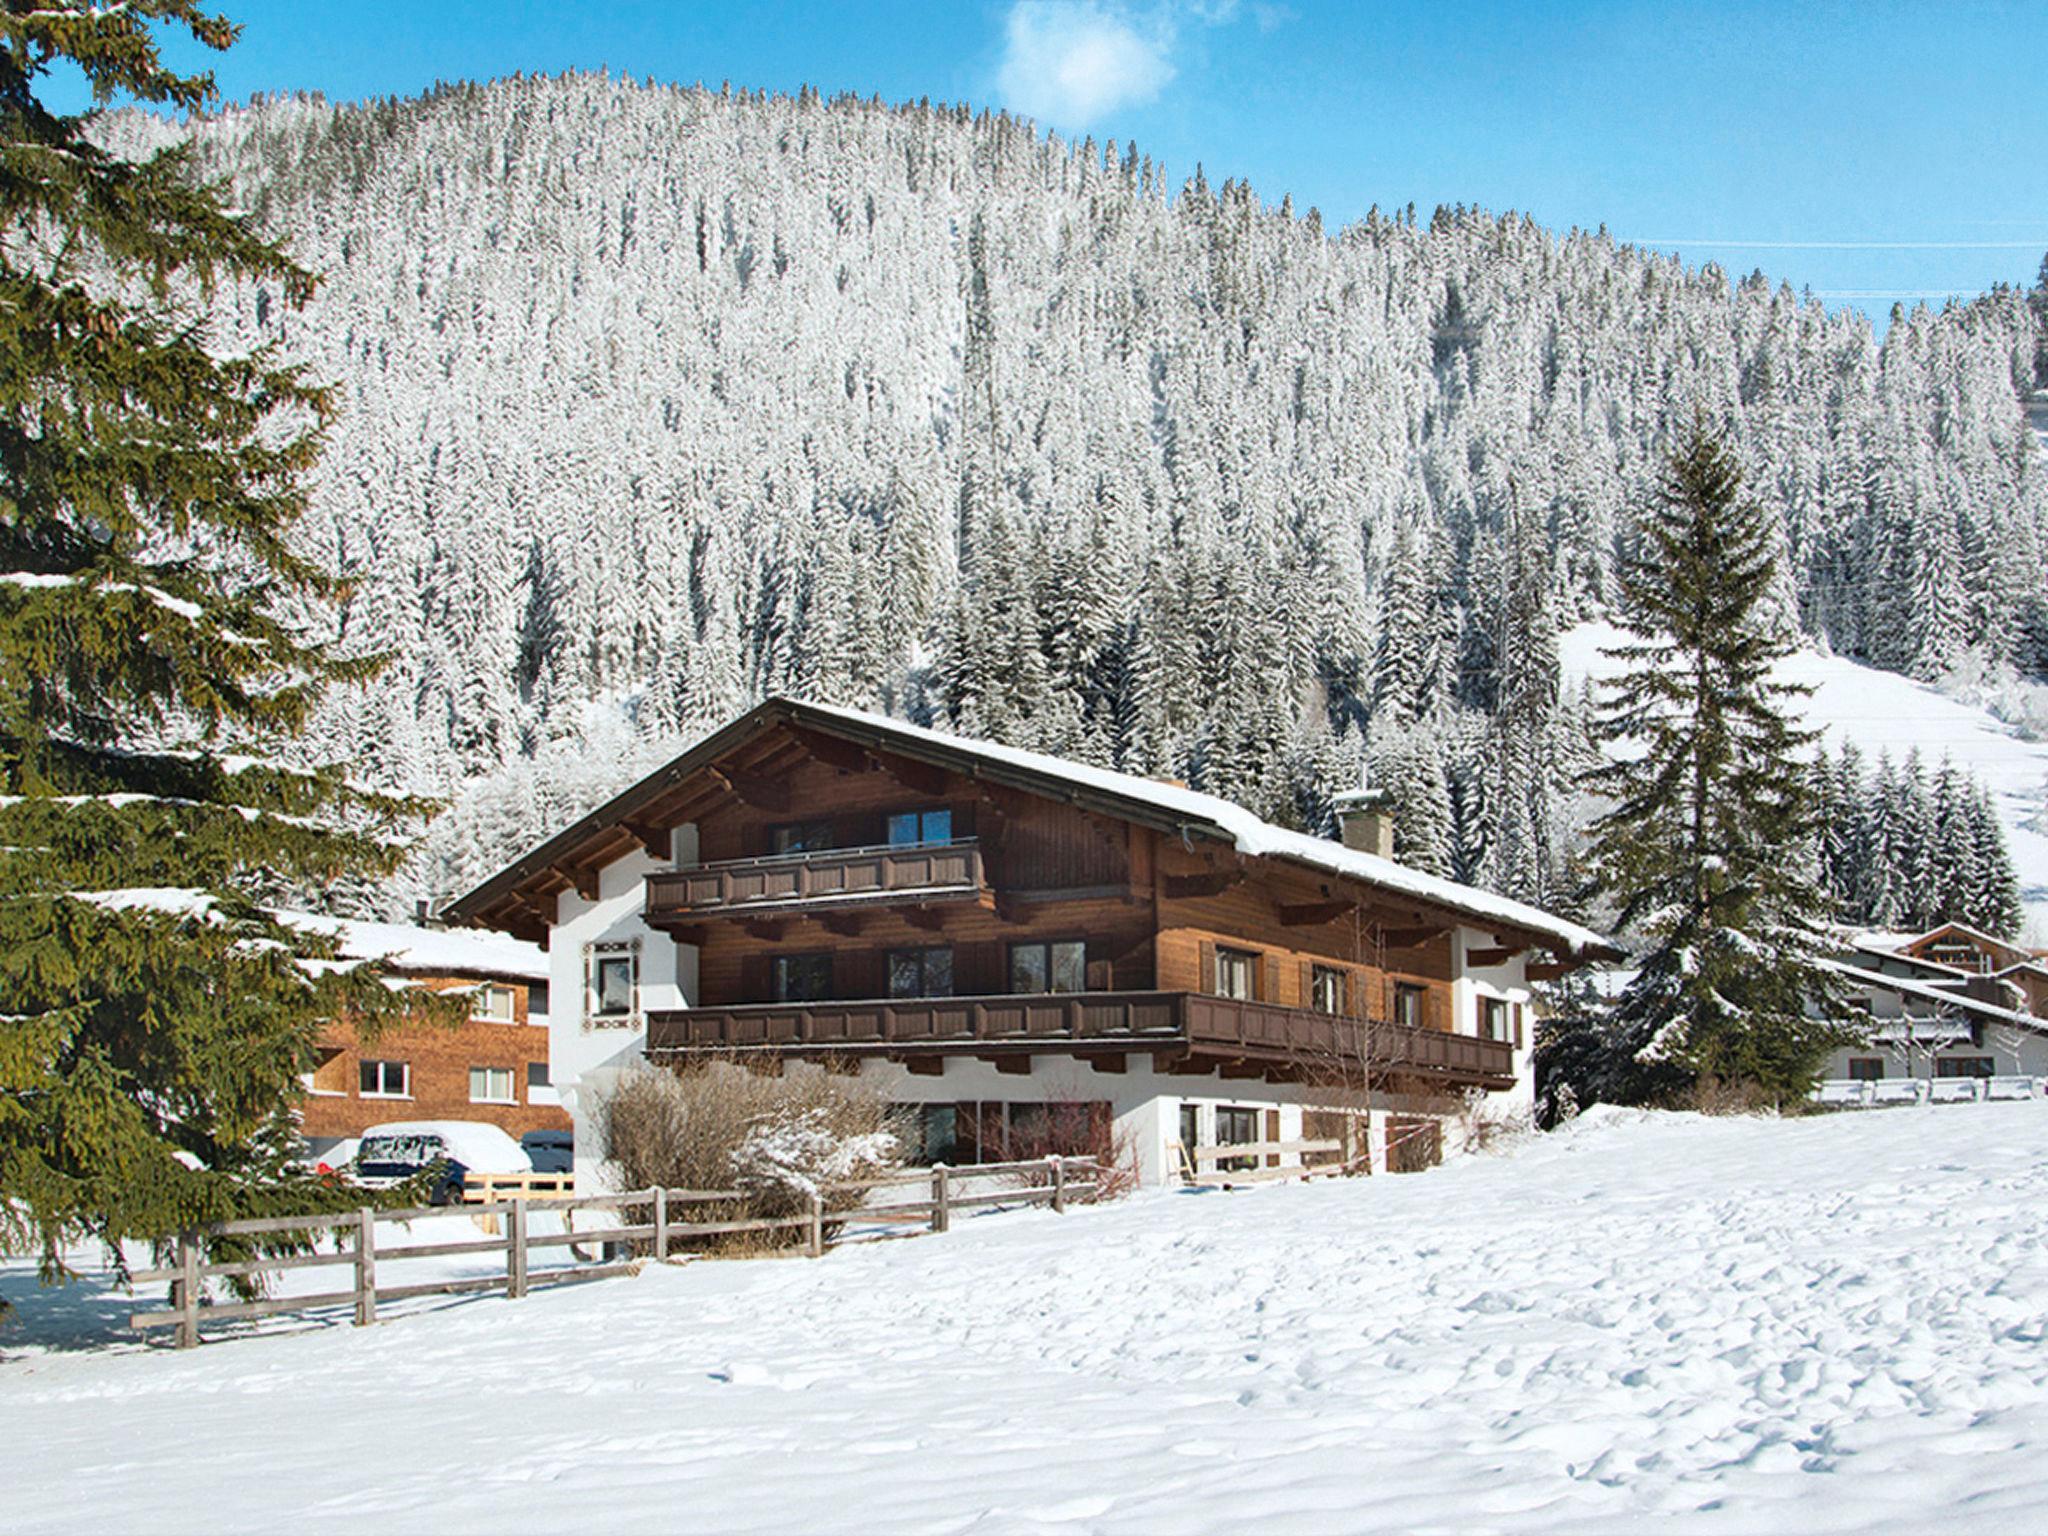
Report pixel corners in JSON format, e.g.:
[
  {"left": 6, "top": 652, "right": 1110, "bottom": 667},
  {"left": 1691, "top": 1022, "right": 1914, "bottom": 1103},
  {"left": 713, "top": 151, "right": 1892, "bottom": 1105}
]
[{"left": 444, "top": 700, "right": 1617, "bottom": 1186}]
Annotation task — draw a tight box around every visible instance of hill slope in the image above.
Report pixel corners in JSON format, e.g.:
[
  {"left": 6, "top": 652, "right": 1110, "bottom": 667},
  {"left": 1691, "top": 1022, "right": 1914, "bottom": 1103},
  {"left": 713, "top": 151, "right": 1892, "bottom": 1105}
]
[
  {"left": 1563, "top": 621, "right": 2048, "bottom": 937},
  {"left": 10, "top": 1104, "right": 2048, "bottom": 1530},
  {"left": 98, "top": 75, "right": 2048, "bottom": 907}
]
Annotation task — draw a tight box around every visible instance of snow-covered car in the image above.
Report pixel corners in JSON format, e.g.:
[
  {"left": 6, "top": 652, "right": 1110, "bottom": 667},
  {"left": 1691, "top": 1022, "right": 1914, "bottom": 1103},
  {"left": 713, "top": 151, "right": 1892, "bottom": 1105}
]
[{"left": 349, "top": 1120, "right": 535, "bottom": 1204}]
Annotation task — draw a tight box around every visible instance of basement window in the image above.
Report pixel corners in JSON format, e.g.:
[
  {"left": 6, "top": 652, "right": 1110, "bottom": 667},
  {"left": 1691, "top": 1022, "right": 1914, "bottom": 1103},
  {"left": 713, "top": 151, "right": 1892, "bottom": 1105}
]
[
  {"left": 1847, "top": 1058, "right": 1885, "bottom": 1081},
  {"left": 1935, "top": 1056, "right": 1995, "bottom": 1078}
]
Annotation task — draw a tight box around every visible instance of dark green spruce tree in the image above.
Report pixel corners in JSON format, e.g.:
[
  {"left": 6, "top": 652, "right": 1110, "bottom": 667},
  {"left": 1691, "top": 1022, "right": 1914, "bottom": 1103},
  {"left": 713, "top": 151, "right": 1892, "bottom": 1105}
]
[
  {"left": 1574, "top": 420, "right": 1852, "bottom": 1102},
  {"left": 0, "top": 2, "right": 444, "bottom": 1307}
]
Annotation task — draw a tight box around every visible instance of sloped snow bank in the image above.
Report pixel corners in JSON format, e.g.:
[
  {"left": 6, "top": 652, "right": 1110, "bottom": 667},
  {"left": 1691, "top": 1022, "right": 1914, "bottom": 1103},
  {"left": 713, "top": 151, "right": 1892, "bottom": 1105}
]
[{"left": 8, "top": 1105, "right": 2048, "bottom": 1533}]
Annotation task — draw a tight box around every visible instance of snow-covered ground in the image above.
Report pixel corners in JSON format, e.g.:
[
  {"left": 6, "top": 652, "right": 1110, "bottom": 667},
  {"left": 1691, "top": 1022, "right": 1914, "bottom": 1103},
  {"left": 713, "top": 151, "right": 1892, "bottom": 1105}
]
[
  {"left": 8, "top": 1104, "right": 2048, "bottom": 1533},
  {"left": 1563, "top": 622, "right": 2048, "bottom": 938}
]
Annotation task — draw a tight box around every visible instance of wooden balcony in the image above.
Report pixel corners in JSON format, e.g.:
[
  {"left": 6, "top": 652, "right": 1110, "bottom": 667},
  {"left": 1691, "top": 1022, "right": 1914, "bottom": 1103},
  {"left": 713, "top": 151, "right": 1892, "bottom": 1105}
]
[
  {"left": 645, "top": 991, "right": 1516, "bottom": 1090},
  {"left": 644, "top": 839, "right": 986, "bottom": 924}
]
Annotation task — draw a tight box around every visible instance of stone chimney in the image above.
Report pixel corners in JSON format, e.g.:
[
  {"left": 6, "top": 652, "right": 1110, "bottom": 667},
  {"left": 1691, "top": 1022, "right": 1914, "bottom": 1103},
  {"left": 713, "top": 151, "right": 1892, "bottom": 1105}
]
[{"left": 1331, "top": 787, "right": 1396, "bottom": 860}]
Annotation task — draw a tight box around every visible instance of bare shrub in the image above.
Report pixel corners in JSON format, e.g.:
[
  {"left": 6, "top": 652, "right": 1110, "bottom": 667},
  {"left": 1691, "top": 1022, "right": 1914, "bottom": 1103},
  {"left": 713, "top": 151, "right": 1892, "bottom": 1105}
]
[
  {"left": 1456, "top": 1087, "right": 1533, "bottom": 1155},
  {"left": 1002, "top": 1098, "right": 1141, "bottom": 1201},
  {"left": 1682, "top": 1076, "right": 1782, "bottom": 1117},
  {"left": 593, "top": 1060, "right": 906, "bottom": 1249}
]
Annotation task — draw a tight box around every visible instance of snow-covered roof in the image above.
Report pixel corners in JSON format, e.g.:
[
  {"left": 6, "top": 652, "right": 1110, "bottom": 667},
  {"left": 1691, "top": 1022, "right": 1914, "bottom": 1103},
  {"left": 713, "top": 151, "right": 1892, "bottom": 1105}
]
[
  {"left": 447, "top": 697, "right": 1618, "bottom": 961},
  {"left": 1822, "top": 958, "right": 2044, "bottom": 1034},
  {"left": 279, "top": 911, "right": 548, "bottom": 981}
]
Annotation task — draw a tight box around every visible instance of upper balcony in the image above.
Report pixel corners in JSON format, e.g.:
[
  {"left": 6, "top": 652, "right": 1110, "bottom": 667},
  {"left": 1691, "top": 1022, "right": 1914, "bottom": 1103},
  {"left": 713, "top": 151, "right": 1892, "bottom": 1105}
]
[
  {"left": 644, "top": 991, "right": 1515, "bottom": 1092},
  {"left": 644, "top": 838, "right": 987, "bottom": 926}
]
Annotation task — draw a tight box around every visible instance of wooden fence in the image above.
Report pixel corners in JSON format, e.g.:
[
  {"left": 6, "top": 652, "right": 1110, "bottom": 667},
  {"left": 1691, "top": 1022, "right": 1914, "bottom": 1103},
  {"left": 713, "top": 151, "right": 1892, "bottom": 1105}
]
[
  {"left": 1181, "top": 1137, "right": 1352, "bottom": 1186},
  {"left": 127, "top": 1157, "right": 1103, "bottom": 1349}
]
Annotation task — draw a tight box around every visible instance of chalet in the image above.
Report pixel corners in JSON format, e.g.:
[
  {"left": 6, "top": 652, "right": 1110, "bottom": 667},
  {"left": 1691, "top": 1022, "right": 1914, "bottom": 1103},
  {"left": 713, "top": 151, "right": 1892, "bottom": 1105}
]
[
  {"left": 1819, "top": 924, "right": 2048, "bottom": 1086},
  {"left": 441, "top": 700, "right": 1619, "bottom": 1187},
  {"left": 288, "top": 914, "right": 569, "bottom": 1161}
]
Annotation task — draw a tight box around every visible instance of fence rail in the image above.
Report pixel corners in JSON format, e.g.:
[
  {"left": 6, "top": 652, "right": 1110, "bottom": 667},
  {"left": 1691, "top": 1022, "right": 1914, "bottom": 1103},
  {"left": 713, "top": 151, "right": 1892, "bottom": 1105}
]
[{"left": 126, "top": 1157, "right": 1104, "bottom": 1349}]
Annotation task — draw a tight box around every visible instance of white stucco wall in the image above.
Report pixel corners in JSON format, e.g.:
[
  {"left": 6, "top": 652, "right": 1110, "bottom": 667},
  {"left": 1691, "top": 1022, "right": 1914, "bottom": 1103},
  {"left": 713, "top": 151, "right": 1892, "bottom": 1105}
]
[
  {"left": 548, "top": 832, "right": 697, "bottom": 1187},
  {"left": 1450, "top": 925, "right": 1537, "bottom": 1112}
]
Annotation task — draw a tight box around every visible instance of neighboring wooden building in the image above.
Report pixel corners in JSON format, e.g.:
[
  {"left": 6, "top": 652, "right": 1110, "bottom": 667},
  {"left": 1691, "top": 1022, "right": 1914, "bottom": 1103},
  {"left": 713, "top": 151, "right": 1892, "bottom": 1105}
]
[
  {"left": 442, "top": 701, "right": 1619, "bottom": 1187},
  {"left": 289, "top": 915, "right": 570, "bottom": 1161},
  {"left": 1819, "top": 924, "right": 2048, "bottom": 1086}
]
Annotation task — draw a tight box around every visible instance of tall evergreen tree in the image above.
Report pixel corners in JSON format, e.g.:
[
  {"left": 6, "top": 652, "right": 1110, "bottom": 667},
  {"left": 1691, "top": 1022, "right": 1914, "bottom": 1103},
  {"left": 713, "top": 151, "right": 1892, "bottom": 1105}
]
[
  {"left": 1582, "top": 421, "right": 1849, "bottom": 1095},
  {"left": 0, "top": 2, "right": 439, "bottom": 1302}
]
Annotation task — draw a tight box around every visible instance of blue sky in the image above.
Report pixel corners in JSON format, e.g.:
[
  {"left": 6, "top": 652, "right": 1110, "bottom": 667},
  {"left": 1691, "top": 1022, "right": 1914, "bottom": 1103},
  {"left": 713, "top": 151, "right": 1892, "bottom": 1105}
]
[{"left": 55, "top": 1, "right": 2048, "bottom": 331}]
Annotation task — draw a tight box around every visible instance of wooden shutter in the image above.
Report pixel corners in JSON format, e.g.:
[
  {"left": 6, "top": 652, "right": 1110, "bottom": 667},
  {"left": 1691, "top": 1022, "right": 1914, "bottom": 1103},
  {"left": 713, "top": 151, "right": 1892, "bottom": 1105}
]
[
  {"left": 741, "top": 953, "right": 771, "bottom": 1003},
  {"left": 1263, "top": 952, "right": 1281, "bottom": 1004},
  {"left": 1199, "top": 939, "right": 1217, "bottom": 995},
  {"left": 1512, "top": 1002, "right": 1525, "bottom": 1049},
  {"left": 1265, "top": 1108, "right": 1281, "bottom": 1168},
  {"left": 1299, "top": 960, "right": 1314, "bottom": 1010},
  {"left": 1085, "top": 957, "right": 1112, "bottom": 992}
]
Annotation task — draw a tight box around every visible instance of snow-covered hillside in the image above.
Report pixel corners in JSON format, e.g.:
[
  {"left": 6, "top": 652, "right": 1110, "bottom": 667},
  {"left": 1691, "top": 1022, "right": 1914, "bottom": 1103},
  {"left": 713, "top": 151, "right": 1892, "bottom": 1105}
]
[
  {"left": 9, "top": 1105, "right": 2048, "bottom": 1532},
  {"left": 1563, "top": 621, "right": 2048, "bottom": 938}
]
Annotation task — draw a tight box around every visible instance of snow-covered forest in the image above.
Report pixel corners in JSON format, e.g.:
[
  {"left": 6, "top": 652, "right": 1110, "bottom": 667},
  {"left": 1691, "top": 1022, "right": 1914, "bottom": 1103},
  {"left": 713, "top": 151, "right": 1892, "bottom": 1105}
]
[{"left": 128, "top": 73, "right": 2048, "bottom": 909}]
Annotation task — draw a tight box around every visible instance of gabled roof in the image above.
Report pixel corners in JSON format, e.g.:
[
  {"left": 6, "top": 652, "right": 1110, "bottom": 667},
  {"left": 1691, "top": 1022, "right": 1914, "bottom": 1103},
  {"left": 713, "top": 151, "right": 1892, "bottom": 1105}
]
[
  {"left": 443, "top": 698, "right": 1619, "bottom": 961},
  {"left": 1822, "top": 958, "right": 2044, "bottom": 1035}
]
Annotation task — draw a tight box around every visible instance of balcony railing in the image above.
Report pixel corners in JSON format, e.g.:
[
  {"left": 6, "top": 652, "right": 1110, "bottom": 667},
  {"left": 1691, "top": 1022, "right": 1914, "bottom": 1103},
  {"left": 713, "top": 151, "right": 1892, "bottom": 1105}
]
[
  {"left": 645, "top": 839, "right": 985, "bottom": 921},
  {"left": 645, "top": 991, "right": 1516, "bottom": 1090}
]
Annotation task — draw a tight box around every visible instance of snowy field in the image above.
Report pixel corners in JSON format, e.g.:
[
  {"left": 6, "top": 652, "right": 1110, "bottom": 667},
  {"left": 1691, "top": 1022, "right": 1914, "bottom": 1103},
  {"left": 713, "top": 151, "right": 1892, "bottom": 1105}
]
[
  {"left": 1563, "top": 622, "right": 2048, "bottom": 937},
  {"left": 8, "top": 1105, "right": 2048, "bottom": 1534}
]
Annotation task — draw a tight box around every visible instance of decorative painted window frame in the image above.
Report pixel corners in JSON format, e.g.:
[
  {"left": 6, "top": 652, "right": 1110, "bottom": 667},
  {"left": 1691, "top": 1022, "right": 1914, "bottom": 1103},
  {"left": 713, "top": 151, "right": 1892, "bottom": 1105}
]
[{"left": 584, "top": 938, "right": 642, "bottom": 1031}]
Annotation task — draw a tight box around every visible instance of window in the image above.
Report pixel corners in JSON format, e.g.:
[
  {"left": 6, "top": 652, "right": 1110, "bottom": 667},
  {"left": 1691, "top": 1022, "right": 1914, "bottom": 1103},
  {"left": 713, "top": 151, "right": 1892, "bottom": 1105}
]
[
  {"left": 769, "top": 819, "right": 837, "bottom": 854},
  {"left": 472, "top": 984, "right": 516, "bottom": 1023},
  {"left": 1311, "top": 965, "right": 1347, "bottom": 1015},
  {"left": 469, "top": 1066, "right": 515, "bottom": 1104},
  {"left": 1847, "top": 1057, "right": 1885, "bottom": 1081},
  {"left": 908, "top": 1104, "right": 960, "bottom": 1164},
  {"left": 527, "top": 1061, "right": 551, "bottom": 1089},
  {"left": 1214, "top": 947, "right": 1258, "bottom": 1001},
  {"left": 1178, "top": 1103, "right": 1202, "bottom": 1158},
  {"left": 1393, "top": 983, "right": 1426, "bottom": 1029},
  {"left": 1215, "top": 1105, "right": 1260, "bottom": 1172},
  {"left": 528, "top": 979, "right": 551, "bottom": 1017},
  {"left": 888, "top": 947, "right": 954, "bottom": 998},
  {"left": 773, "top": 952, "right": 833, "bottom": 1003},
  {"left": 1936, "top": 1056, "right": 1995, "bottom": 1078},
  {"left": 359, "top": 1059, "right": 409, "bottom": 1098},
  {"left": 887, "top": 807, "right": 954, "bottom": 846},
  {"left": 1009, "top": 940, "right": 1087, "bottom": 994},
  {"left": 588, "top": 942, "right": 638, "bottom": 1017},
  {"left": 1479, "top": 997, "right": 1510, "bottom": 1042}
]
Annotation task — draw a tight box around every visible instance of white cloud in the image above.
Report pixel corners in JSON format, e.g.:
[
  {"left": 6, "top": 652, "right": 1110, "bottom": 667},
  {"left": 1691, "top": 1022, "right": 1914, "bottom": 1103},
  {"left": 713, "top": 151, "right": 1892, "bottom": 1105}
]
[{"left": 995, "top": 2, "right": 1178, "bottom": 129}]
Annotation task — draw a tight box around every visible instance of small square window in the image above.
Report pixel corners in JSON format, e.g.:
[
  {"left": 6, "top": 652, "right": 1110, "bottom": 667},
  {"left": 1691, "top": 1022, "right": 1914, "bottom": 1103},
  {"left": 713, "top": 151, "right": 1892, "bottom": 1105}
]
[
  {"left": 773, "top": 953, "right": 832, "bottom": 1003},
  {"left": 1214, "top": 948, "right": 1257, "bottom": 1001},
  {"left": 1008, "top": 940, "right": 1087, "bottom": 995},
  {"left": 889, "top": 947, "right": 953, "bottom": 998},
  {"left": 472, "top": 984, "right": 516, "bottom": 1023},
  {"left": 469, "top": 1066, "right": 515, "bottom": 1104},
  {"left": 888, "top": 808, "right": 953, "bottom": 846},
  {"left": 360, "top": 1059, "right": 409, "bottom": 1097},
  {"left": 1846, "top": 1058, "right": 1885, "bottom": 1081},
  {"left": 527, "top": 1061, "right": 551, "bottom": 1089}
]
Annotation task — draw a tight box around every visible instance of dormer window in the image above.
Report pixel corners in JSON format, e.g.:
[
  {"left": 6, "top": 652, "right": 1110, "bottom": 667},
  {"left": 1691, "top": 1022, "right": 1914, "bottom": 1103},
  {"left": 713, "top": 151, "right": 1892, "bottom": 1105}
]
[{"left": 887, "top": 807, "right": 953, "bottom": 846}]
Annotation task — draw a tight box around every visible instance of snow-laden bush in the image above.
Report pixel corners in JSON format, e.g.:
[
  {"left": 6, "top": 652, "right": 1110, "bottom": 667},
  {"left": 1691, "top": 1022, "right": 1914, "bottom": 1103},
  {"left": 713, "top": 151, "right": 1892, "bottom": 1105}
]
[
  {"left": 730, "top": 1107, "right": 898, "bottom": 1203},
  {"left": 595, "top": 1062, "right": 904, "bottom": 1239}
]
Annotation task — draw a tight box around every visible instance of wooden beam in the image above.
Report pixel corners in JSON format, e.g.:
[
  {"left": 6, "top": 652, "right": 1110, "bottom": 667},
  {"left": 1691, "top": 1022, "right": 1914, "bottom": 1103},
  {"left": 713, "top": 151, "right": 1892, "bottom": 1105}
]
[
  {"left": 566, "top": 865, "right": 601, "bottom": 901},
  {"left": 707, "top": 764, "right": 792, "bottom": 813},
  {"left": 789, "top": 728, "right": 876, "bottom": 774},
  {"left": 1466, "top": 946, "right": 1518, "bottom": 967},
  {"left": 820, "top": 912, "right": 865, "bottom": 938},
  {"left": 1374, "top": 926, "right": 1448, "bottom": 950},
  {"left": 989, "top": 1056, "right": 1033, "bottom": 1076},
  {"left": 903, "top": 906, "right": 947, "bottom": 934},
  {"left": 1088, "top": 1052, "right": 1127, "bottom": 1075},
  {"left": 739, "top": 918, "right": 785, "bottom": 943},
  {"left": 623, "top": 819, "right": 670, "bottom": 859},
  {"left": 1278, "top": 899, "right": 1354, "bottom": 928},
  {"left": 1161, "top": 869, "right": 1245, "bottom": 900},
  {"left": 1219, "top": 1060, "right": 1268, "bottom": 1080},
  {"left": 901, "top": 1056, "right": 946, "bottom": 1077},
  {"left": 878, "top": 753, "right": 950, "bottom": 797},
  {"left": 1525, "top": 962, "right": 1572, "bottom": 983}
]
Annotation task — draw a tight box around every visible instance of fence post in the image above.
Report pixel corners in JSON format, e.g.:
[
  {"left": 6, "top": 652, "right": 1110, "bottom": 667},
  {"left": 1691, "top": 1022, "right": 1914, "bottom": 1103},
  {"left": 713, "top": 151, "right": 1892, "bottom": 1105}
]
[
  {"left": 354, "top": 1207, "right": 377, "bottom": 1328},
  {"left": 931, "top": 1165, "right": 950, "bottom": 1234},
  {"left": 1051, "top": 1156, "right": 1066, "bottom": 1213},
  {"left": 174, "top": 1230, "right": 200, "bottom": 1350},
  {"left": 654, "top": 1186, "right": 669, "bottom": 1262},
  {"left": 806, "top": 1189, "right": 824, "bottom": 1258},
  {"left": 508, "top": 1198, "right": 529, "bottom": 1299}
]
